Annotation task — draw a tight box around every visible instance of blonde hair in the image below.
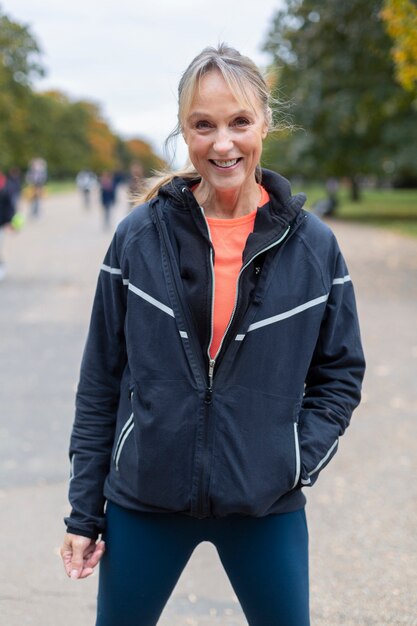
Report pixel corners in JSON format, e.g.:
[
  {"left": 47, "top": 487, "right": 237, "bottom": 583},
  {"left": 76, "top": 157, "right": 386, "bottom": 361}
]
[{"left": 138, "top": 43, "right": 279, "bottom": 203}]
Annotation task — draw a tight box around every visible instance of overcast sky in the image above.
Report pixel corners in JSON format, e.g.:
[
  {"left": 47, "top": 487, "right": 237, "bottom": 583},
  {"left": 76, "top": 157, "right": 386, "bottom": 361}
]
[{"left": 6, "top": 0, "right": 283, "bottom": 166}]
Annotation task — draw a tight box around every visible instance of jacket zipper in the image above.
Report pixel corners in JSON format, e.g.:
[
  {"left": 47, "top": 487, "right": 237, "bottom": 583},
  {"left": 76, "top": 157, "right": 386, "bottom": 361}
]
[
  {"left": 214, "top": 224, "right": 291, "bottom": 361},
  {"left": 151, "top": 202, "right": 215, "bottom": 517},
  {"left": 202, "top": 206, "right": 291, "bottom": 378},
  {"left": 154, "top": 198, "right": 294, "bottom": 517},
  {"left": 197, "top": 208, "right": 215, "bottom": 517},
  {"left": 196, "top": 209, "right": 291, "bottom": 516}
]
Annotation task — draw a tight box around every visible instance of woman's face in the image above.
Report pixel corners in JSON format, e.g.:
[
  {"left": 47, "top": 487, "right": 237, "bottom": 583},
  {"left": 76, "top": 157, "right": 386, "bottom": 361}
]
[{"left": 182, "top": 70, "right": 268, "bottom": 195}]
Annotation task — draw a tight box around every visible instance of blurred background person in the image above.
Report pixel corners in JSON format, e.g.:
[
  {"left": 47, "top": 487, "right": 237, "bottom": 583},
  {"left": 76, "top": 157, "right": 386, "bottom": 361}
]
[
  {"left": 112, "top": 170, "right": 125, "bottom": 205},
  {"left": 0, "top": 171, "right": 15, "bottom": 281},
  {"left": 312, "top": 177, "right": 340, "bottom": 219},
  {"left": 6, "top": 167, "right": 23, "bottom": 214},
  {"left": 26, "top": 157, "right": 48, "bottom": 218},
  {"left": 76, "top": 170, "right": 97, "bottom": 209},
  {"left": 99, "top": 171, "right": 115, "bottom": 230}
]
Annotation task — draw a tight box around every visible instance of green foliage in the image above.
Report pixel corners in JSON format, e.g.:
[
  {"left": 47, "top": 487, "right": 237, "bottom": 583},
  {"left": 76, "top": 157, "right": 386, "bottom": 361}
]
[
  {"left": 293, "top": 182, "right": 417, "bottom": 237},
  {"left": 0, "top": 5, "right": 44, "bottom": 85},
  {"left": 0, "top": 6, "right": 163, "bottom": 177},
  {"left": 263, "top": 0, "right": 417, "bottom": 191},
  {"left": 0, "top": 6, "right": 43, "bottom": 169}
]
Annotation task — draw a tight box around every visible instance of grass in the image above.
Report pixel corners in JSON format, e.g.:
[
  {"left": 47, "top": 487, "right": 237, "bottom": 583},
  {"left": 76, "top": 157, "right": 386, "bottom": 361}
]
[
  {"left": 297, "top": 184, "right": 417, "bottom": 238},
  {"left": 22, "top": 180, "right": 77, "bottom": 199},
  {"left": 45, "top": 180, "right": 77, "bottom": 194}
]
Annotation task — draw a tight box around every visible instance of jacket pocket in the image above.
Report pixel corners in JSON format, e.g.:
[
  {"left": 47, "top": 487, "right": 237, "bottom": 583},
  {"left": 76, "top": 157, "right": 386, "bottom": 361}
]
[
  {"left": 211, "top": 385, "right": 303, "bottom": 517},
  {"left": 127, "top": 379, "right": 198, "bottom": 511},
  {"left": 114, "top": 412, "right": 134, "bottom": 471}
]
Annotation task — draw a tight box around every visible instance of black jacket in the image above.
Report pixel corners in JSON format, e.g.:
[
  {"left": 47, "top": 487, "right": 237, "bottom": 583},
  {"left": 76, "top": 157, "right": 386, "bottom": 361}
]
[{"left": 66, "top": 169, "right": 365, "bottom": 539}]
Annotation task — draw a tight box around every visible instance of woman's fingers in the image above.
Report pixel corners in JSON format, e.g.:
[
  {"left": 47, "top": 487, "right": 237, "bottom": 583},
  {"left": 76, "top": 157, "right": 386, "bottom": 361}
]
[
  {"left": 60, "top": 533, "right": 102, "bottom": 579},
  {"left": 84, "top": 540, "right": 106, "bottom": 570}
]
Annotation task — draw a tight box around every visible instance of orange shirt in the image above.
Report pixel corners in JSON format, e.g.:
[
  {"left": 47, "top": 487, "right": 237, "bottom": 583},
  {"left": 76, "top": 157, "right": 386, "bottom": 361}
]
[{"left": 206, "top": 186, "right": 270, "bottom": 358}]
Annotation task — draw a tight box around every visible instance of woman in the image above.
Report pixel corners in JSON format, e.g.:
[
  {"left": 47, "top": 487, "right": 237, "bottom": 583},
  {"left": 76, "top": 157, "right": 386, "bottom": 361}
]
[{"left": 60, "top": 44, "right": 365, "bottom": 626}]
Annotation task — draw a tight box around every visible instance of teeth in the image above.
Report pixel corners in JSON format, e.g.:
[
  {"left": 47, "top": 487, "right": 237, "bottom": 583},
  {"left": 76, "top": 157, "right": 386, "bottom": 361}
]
[{"left": 212, "top": 159, "right": 238, "bottom": 168}]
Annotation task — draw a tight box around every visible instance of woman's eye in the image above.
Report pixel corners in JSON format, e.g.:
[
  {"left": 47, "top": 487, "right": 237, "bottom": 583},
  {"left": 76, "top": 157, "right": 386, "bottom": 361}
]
[
  {"left": 233, "top": 117, "right": 250, "bottom": 127},
  {"left": 195, "top": 120, "right": 212, "bottom": 130}
]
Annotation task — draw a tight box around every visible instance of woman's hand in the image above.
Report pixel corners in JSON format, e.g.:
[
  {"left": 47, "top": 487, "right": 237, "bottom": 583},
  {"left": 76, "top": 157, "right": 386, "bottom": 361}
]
[{"left": 60, "top": 533, "right": 105, "bottom": 579}]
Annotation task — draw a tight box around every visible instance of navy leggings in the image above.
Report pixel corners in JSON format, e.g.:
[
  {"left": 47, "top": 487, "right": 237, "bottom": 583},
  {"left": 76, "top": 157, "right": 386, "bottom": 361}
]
[{"left": 96, "top": 501, "right": 310, "bottom": 626}]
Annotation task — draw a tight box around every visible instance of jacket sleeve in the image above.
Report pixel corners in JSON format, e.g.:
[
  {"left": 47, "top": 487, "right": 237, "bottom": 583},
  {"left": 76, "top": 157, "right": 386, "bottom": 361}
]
[
  {"left": 64, "top": 234, "right": 127, "bottom": 539},
  {"left": 298, "top": 248, "right": 365, "bottom": 488}
]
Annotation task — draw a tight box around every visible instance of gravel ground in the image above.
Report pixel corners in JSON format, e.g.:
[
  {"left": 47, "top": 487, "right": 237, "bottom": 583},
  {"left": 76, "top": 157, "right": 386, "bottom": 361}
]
[{"left": 0, "top": 190, "right": 416, "bottom": 625}]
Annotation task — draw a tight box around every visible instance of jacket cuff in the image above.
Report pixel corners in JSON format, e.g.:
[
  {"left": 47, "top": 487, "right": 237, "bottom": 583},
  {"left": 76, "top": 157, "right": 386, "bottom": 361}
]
[{"left": 64, "top": 519, "right": 100, "bottom": 541}]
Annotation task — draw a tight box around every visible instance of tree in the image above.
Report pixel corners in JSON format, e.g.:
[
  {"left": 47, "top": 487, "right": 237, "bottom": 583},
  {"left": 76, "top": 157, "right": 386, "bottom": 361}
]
[
  {"left": 263, "top": 0, "right": 417, "bottom": 198},
  {"left": 0, "top": 6, "right": 44, "bottom": 169},
  {"left": 381, "top": 0, "right": 417, "bottom": 92},
  {"left": 26, "top": 91, "right": 94, "bottom": 177},
  {"left": 77, "top": 101, "right": 119, "bottom": 173},
  {"left": 124, "top": 138, "right": 166, "bottom": 176},
  {"left": 0, "top": 7, "right": 164, "bottom": 179},
  {"left": 0, "top": 6, "right": 44, "bottom": 85}
]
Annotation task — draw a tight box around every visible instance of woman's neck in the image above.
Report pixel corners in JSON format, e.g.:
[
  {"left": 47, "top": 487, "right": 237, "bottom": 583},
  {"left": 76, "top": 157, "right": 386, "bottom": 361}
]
[{"left": 193, "top": 181, "right": 261, "bottom": 219}]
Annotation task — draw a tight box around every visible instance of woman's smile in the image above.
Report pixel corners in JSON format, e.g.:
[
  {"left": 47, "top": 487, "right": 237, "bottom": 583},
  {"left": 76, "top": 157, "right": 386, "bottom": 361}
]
[{"left": 209, "top": 157, "right": 242, "bottom": 169}]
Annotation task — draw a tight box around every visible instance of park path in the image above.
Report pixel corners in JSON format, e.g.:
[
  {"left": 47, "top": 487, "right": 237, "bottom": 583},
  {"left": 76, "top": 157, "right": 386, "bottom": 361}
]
[{"left": 0, "top": 188, "right": 416, "bottom": 625}]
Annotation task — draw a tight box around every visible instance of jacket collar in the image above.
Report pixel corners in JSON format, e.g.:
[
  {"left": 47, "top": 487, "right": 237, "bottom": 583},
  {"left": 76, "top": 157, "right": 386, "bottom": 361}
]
[
  {"left": 158, "top": 168, "right": 305, "bottom": 221},
  {"left": 156, "top": 168, "right": 306, "bottom": 262}
]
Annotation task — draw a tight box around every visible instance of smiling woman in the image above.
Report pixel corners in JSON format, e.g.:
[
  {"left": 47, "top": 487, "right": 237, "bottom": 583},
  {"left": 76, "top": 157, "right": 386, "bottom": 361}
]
[
  {"left": 61, "top": 43, "right": 365, "bottom": 626},
  {"left": 182, "top": 70, "right": 268, "bottom": 217},
  {"left": 137, "top": 43, "right": 277, "bottom": 205}
]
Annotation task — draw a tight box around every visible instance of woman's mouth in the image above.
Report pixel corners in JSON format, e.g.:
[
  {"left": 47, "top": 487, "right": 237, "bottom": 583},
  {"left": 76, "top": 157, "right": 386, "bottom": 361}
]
[{"left": 210, "top": 158, "right": 242, "bottom": 169}]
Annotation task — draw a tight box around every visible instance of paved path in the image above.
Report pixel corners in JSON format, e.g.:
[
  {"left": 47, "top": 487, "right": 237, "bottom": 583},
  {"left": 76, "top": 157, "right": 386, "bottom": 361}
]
[{"left": 1, "top": 189, "right": 416, "bottom": 625}]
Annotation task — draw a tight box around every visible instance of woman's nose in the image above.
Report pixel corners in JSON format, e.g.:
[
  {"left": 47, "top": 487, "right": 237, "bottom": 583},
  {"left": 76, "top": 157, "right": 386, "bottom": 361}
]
[{"left": 213, "top": 129, "right": 233, "bottom": 153}]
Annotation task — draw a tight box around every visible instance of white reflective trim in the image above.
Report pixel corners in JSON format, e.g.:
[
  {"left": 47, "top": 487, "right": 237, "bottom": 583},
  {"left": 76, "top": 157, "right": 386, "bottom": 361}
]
[
  {"left": 101, "top": 264, "right": 122, "bottom": 275},
  {"left": 291, "top": 423, "right": 301, "bottom": 490},
  {"left": 308, "top": 439, "right": 339, "bottom": 477},
  {"left": 179, "top": 331, "right": 188, "bottom": 339},
  {"left": 101, "top": 264, "right": 129, "bottom": 285},
  {"left": 332, "top": 275, "right": 351, "bottom": 285},
  {"left": 69, "top": 454, "right": 75, "bottom": 483},
  {"left": 245, "top": 294, "right": 329, "bottom": 334},
  {"left": 235, "top": 334, "right": 246, "bottom": 342},
  {"left": 114, "top": 414, "right": 134, "bottom": 461},
  {"left": 115, "top": 420, "right": 134, "bottom": 470},
  {"left": 128, "top": 282, "right": 174, "bottom": 317},
  {"left": 301, "top": 477, "right": 312, "bottom": 486}
]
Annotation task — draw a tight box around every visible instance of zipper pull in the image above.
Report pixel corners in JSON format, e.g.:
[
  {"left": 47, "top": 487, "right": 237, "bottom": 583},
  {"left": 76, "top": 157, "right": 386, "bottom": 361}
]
[
  {"left": 205, "top": 359, "right": 215, "bottom": 404},
  {"left": 208, "top": 358, "right": 215, "bottom": 390}
]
